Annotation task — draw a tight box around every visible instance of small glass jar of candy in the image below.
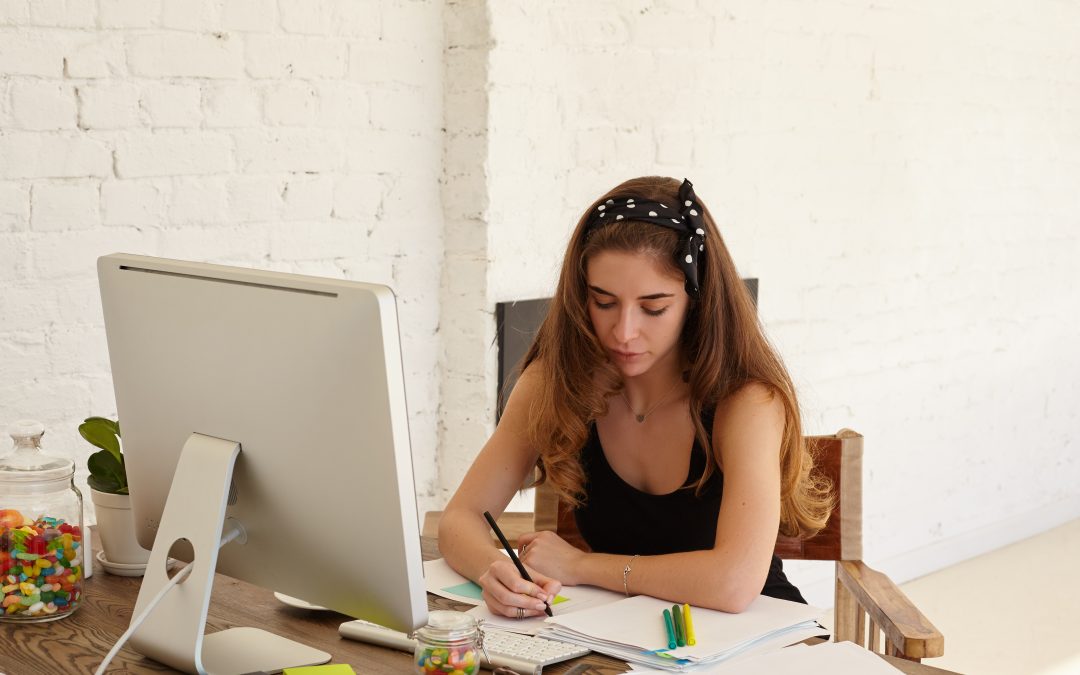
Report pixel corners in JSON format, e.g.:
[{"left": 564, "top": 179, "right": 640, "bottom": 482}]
[
  {"left": 413, "top": 610, "right": 481, "bottom": 675},
  {"left": 0, "top": 420, "right": 84, "bottom": 622}
]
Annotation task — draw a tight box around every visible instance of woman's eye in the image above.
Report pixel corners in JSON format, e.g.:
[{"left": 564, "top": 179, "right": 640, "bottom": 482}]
[
  {"left": 593, "top": 299, "right": 615, "bottom": 310},
  {"left": 643, "top": 307, "right": 668, "bottom": 317}
]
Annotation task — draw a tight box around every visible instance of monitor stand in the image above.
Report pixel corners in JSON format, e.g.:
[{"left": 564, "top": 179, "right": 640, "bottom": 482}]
[{"left": 128, "top": 433, "right": 331, "bottom": 674}]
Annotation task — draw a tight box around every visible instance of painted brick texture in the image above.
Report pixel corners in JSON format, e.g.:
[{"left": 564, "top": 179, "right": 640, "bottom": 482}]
[
  {"left": 2, "top": 0, "right": 1079, "bottom": 579},
  {"left": 444, "top": 1, "right": 1080, "bottom": 569},
  {"left": 0, "top": 0, "right": 445, "bottom": 513}
]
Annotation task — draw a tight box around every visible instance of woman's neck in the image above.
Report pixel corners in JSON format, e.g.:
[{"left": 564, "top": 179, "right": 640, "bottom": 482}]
[{"left": 621, "top": 358, "right": 687, "bottom": 410}]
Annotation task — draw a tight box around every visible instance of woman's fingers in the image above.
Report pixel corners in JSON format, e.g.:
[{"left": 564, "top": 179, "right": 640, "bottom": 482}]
[
  {"left": 478, "top": 559, "right": 555, "bottom": 618},
  {"left": 481, "top": 589, "right": 546, "bottom": 618},
  {"left": 494, "top": 559, "right": 551, "bottom": 600}
]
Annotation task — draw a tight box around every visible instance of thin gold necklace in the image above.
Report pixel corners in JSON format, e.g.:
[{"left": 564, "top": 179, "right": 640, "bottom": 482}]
[{"left": 620, "top": 379, "right": 683, "bottom": 423}]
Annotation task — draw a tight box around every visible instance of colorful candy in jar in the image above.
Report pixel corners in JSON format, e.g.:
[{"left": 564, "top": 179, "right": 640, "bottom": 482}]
[
  {"left": 415, "top": 645, "right": 478, "bottom": 675},
  {"left": 0, "top": 510, "right": 83, "bottom": 619}
]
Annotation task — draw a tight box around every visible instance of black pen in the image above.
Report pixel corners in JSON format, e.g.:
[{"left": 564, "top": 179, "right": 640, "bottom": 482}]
[{"left": 482, "top": 510, "right": 553, "bottom": 617}]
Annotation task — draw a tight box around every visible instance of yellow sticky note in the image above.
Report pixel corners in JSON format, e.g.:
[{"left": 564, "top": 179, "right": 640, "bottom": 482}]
[{"left": 282, "top": 665, "right": 356, "bottom": 675}]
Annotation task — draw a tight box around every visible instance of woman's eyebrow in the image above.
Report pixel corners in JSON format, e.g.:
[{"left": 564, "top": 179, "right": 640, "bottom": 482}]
[{"left": 588, "top": 285, "right": 674, "bottom": 301}]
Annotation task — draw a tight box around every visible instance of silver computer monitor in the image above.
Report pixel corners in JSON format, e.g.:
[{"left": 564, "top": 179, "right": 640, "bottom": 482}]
[{"left": 98, "top": 253, "right": 427, "bottom": 674}]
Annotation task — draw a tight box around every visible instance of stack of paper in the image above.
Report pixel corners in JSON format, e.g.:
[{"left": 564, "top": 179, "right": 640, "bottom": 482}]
[
  {"left": 541, "top": 594, "right": 823, "bottom": 672},
  {"left": 628, "top": 641, "right": 905, "bottom": 674}
]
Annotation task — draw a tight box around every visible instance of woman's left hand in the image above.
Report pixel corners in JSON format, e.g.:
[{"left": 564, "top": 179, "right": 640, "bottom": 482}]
[{"left": 516, "top": 530, "right": 588, "bottom": 586}]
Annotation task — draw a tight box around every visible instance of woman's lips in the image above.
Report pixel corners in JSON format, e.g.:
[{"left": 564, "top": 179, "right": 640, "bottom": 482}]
[{"left": 612, "top": 350, "right": 644, "bottom": 362}]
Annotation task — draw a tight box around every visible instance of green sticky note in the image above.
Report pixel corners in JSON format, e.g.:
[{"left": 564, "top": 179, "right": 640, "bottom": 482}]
[
  {"left": 442, "top": 581, "right": 484, "bottom": 600},
  {"left": 551, "top": 594, "right": 569, "bottom": 605},
  {"left": 282, "top": 665, "right": 356, "bottom": 675}
]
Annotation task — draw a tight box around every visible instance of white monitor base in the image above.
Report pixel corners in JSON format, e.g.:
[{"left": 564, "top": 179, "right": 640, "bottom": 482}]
[
  {"left": 129, "top": 433, "right": 331, "bottom": 674},
  {"left": 202, "top": 627, "right": 330, "bottom": 674}
]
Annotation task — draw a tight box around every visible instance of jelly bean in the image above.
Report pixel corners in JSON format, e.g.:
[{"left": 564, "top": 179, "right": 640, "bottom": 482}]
[{"left": 0, "top": 516, "right": 82, "bottom": 618}]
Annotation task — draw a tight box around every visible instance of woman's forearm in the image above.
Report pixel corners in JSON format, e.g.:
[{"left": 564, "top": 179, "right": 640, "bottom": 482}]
[
  {"left": 578, "top": 548, "right": 764, "bottom": 613},
  {"left": 437, "top": 508, "right": 506, "bottom": 582}
]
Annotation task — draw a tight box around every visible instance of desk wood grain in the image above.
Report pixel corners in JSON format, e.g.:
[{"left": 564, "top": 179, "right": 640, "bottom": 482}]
[{"left": 0, "top": 537, "right": 958, "bottom": 674}]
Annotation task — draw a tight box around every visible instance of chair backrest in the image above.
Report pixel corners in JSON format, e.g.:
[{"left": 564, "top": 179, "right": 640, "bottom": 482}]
[{"left": 533, "top": 429, "right": 864, "bottom": 562}]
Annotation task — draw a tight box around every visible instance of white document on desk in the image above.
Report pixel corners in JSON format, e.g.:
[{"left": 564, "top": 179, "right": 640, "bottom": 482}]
[
  {"left": 466, "top": 583, "right": 627, "bottom": 635},
  {"left": 627, "top": 641, "right": 904, "bottom": 674},
  {"left": 424, "top": 558, "right": 485, "bottom": 605},
  {"left": 425, "top": 557, "right": 626, "bottom": 632}
]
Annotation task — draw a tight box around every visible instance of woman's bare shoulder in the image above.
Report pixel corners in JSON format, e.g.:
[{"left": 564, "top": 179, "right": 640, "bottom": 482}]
[
  {"left": 712, "top": 381, "right": 785, "bottom": 441},
  {"left": 510, "top": 361, "right": 547, "bottom": 400}
]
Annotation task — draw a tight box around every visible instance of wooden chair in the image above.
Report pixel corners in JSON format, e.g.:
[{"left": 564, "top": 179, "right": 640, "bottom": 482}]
[{"left": 424, "top": 429, "right": 945, "bottom": 663}]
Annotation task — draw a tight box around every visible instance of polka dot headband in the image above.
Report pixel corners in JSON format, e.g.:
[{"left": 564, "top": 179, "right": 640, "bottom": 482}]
[{"left": 587, "top": 178, "right": 706, "bottom": 297}]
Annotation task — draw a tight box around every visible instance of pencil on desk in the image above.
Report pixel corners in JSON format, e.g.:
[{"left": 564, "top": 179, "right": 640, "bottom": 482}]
[
  {"left": 671, "top": 603, "right": 686, "bottom": 647},
  {"left": 662, "top": 608, "right": 677, "bottom": 650},
  {"left": 683, "top": 603, "right": 696, "bottom": 646}
]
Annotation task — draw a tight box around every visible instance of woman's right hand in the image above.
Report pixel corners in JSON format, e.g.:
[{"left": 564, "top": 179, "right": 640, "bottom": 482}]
[{"left": 477, "top": 557, "right": 562, "bottom": 619}]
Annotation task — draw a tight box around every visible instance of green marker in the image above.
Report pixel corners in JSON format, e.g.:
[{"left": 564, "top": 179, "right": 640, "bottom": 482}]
[
  {"left": 672, "top": 603, "right": 686, "bottom": 647},
  {"left": 662, "top": 608, "right": 677, "bottom": 649}
]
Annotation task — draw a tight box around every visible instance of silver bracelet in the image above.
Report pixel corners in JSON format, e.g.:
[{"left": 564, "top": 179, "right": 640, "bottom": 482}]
[{"left": 622, "top": 554, "right": 640, "bottom": 596}]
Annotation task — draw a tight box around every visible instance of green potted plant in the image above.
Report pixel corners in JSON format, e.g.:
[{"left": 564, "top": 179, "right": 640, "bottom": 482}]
[
  {"left": 82, "top": 416, "right": 126, "bottom": 495},
  {"left": 80, "top": 417, "right": 149, "bottom": 569}
]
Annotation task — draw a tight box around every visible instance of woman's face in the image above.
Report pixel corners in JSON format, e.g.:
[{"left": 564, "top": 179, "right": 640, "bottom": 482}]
[{"left": 585, "top": 250, "right": 690, "bottom": 379}]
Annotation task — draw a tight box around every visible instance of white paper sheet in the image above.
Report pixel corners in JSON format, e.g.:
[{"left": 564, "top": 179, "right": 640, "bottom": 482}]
[
  {"left": 627, "top": 641, "right": 904, "bottom": 674},
  {"left": 468, "top": 582, "right": 627, "bottom": 635},
  {"left": 423, "top": 557, "right": 485, "bottom": 606},
  {"left": 546, "top": 593, "right": 821, "bottom": 660}
]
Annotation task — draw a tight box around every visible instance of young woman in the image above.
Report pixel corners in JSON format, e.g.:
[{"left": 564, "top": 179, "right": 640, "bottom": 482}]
[{"left": 438, "top": 176, "right": 832, "bottom": 619}]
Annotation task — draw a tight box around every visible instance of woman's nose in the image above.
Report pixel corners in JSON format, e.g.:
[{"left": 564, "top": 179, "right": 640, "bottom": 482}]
[{"left": 613, "top": 308, "right": 639, "bottom": 343}]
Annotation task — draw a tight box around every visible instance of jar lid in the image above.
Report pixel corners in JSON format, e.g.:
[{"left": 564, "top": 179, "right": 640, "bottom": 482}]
[
  {"left": 0, "top": 420, "right": 74, "bottom": 482},
  {"left": 416, "top": 610, "right": 478, "bottom": 642}
]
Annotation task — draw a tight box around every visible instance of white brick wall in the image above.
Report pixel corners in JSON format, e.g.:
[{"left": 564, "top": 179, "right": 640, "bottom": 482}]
[
  {"left": 2, "top": 0, "right": 1078, "bottom": 593},
  {"left": 0, "top": 0, "right": 445, "bottom": 520},
  {"left": 437, "top": 0, "right": 1080, "bottom": 589}
]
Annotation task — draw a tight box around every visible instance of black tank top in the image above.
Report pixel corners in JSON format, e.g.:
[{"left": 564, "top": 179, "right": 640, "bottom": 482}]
[{"left": 573, "top": 412, "right": 806, "bottom": 604}]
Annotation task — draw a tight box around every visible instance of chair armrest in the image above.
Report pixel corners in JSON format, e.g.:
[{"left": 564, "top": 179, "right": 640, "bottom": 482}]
[{"left": 835, "top": 560, "right": 944, "bottom": 661}]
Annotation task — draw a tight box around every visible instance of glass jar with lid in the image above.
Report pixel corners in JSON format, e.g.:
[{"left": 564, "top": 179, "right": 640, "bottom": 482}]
[
  {"left": 0, "top": 420, "right": 85, "bottom": 622},
  {"left": 413, "top": 610, "right": 481, "bottom": 675}
]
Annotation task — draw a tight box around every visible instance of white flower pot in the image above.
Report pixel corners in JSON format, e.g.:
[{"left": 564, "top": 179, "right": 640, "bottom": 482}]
[{"left": 90, "top": 488, "right": 151, "bottom": 566}]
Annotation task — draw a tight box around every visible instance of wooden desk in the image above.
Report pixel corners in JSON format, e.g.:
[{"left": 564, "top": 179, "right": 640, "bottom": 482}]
[{"left": 0, "top": 538, "right": 958, "bottom": 675}]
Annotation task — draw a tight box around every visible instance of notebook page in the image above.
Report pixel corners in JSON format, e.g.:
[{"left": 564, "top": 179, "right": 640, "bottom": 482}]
[{"left": 546, "top": 593, "right": 821, "bottom": 659}]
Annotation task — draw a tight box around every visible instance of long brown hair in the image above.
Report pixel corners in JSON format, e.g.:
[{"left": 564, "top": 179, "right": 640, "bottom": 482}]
[{"left": 522, "top": 176, "right": 832, "bottom": 539}]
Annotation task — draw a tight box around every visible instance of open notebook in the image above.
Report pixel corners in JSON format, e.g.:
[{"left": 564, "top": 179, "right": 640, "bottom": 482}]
[{"left": 542, "top": 594, "right": 823, "bottom": 672}]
